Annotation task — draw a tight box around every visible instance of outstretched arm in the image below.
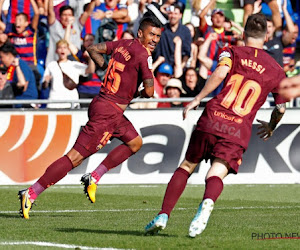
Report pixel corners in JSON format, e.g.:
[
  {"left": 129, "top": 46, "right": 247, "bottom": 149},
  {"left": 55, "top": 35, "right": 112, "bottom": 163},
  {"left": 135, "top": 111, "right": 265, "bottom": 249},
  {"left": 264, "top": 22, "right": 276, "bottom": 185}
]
[
  {"left": 86, "top": 43, "right": 108, "bottom": 69},
  {"left": 279, "top": 75, "right": 300, "bottom": 100},
  {"left": 257, "top": 103, "right": 286, "bottom": 141}
]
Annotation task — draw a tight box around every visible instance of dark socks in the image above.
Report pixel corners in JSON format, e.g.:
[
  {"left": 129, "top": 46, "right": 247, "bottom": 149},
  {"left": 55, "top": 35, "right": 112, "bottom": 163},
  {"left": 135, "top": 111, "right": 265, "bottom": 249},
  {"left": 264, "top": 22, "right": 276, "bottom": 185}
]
[{"left": 159, "top": 168, "right": 190, "bottom": 217}]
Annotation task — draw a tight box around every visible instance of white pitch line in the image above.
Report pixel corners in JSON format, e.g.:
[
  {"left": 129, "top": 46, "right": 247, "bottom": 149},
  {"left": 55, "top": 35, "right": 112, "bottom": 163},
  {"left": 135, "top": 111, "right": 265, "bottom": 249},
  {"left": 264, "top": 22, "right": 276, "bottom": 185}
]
[
  {"left": 0, "top": 241, "right": 129, "bottom": 250},
  {"left": 1, "top": 205, "right": 300, "bottom": 215}
]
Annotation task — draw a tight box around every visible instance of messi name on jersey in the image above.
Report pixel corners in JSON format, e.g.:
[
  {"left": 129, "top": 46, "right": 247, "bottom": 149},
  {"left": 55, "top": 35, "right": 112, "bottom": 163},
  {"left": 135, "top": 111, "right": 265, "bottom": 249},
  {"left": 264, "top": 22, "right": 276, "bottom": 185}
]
[{"left": 240, "top": 59, "right": 266, "bottom": 74}]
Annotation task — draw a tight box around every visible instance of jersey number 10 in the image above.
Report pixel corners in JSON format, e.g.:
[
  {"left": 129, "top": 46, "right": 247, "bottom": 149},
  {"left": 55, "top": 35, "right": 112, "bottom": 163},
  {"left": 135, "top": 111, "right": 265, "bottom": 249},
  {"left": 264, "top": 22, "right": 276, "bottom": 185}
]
[{"left": 221, "top": 73, "right": 262, "bottom": 117}]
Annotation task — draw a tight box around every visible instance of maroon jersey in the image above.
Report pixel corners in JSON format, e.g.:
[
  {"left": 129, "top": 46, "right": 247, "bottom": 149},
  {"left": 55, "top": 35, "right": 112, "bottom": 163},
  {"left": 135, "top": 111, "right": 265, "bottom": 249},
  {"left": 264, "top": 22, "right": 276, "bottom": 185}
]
[
  {"left": 197, "top": 46, "right": 286, "bottom": 149},
  {"left": 99, "top": 38, "right": 153, "bottom": 105}
]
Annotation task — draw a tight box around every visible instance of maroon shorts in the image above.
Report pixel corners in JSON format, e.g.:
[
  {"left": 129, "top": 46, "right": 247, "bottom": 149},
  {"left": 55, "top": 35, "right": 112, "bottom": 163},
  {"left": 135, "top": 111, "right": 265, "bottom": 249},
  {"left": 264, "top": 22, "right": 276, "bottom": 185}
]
[
  {"left": 185, "top": 130, "right": 245, "bottom": 174},
  {"left": 74, "top": 96, "right": 139, "bottom": 158}
]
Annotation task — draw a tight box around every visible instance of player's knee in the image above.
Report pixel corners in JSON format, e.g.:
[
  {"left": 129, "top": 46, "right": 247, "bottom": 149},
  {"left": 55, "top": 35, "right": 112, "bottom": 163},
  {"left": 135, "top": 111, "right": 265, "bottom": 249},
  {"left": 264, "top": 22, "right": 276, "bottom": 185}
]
[
  {"left": 128, "top": 136, "right": 143, "bottom": 153},
  {"left": 66, "top": 149, "right": 84, "bottom": 168}
]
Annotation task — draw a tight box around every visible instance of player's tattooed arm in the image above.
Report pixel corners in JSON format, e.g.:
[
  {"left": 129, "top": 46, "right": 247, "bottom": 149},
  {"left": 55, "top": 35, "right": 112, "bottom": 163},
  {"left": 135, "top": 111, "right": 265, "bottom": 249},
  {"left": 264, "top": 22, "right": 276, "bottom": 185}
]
[
  {"left": 86, "top": 43, "right": 108, "bottom": 70},
  {"left": 140, "top": 78, "right": 154, "bottom": 98},
  {"left": 257, "top": 103, "right": 286, "bottom": 141}
]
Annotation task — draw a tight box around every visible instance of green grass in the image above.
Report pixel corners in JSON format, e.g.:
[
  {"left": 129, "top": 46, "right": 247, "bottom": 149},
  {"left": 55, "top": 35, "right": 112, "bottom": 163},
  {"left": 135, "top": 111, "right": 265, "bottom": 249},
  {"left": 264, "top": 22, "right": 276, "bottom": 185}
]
[{"left": 0, "top": 184, "right": 300, "bottom": 249}]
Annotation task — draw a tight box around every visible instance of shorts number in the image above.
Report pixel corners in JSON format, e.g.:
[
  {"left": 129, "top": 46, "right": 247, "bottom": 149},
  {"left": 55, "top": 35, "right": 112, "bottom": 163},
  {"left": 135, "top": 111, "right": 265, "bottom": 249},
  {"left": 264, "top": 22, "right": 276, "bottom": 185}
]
[
  {"left": 103, "top": 58, "right": 125, "bottom": 93},
  {"left": 221, "top": 73, "right": 261, "bottom": 117}
]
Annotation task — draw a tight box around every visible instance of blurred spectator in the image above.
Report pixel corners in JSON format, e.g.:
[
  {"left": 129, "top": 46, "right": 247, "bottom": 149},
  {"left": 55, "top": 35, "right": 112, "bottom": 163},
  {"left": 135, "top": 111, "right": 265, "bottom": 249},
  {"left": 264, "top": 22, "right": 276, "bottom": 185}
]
[
  {"left": 199, "top": 4, "right": 237, "bottom": 86},
  {"left": 0, "top": 0, "right": 39, "bottom": 66},
  {"left": 190, "top": 0, "right": 212, "bottom": 27},
  {"left": 43, "top": 40, "right": 95, "bottom": 108},
  {"left": 263, "top": 0, "right": 295, "bottom": 67},
  {"left": 160, "top": 0, "right": 177, "bottom": 18},
  {"left": 46, "top": 0, "right": 95, "bottom": 66},
  {"left": 65, "top": 24, "right": 101, "bottom": 102},
  {"left": 133, "top": 0, "right": 167, "bottom": 35},
  {"left": 154, "top": 4, "right": 192, "bottom": 68},
  {"left": 0, "top": 43, "right": 38, "bottom": 107},
  {"left": 154, "top": 62, "right": 173, "bottom": 98},
  {"left": 0, "top": 62, "right": 14, "bottom": 107},
  {"left": 0, "top": 30, "right": 8, "bottom": 47},
  {"left": 242, "top": 0, "right": 282, "bottom": 31},
  {"left": 185, "top": 23, "right": 199, "bottom": 68},
  {"left": 282, "top": 23, "right": 299, "bottom": 73},
  {"left": 121, "top": 29, "right": 135, "bottom": 39},
  {"left": 159, "top": 78, "right": 186, "bottom": 108},
  {"left": 180, "top": 67, "right": 205, "bottom": 97},
  {"left": 42, "top": 39, "right": 94, "bottom": 109},
  {"left": 82, "top": 0, "right": 129, "bottom": 40},
  {"left": 1, "top": 0, "right": 41, "bottom": 90}
]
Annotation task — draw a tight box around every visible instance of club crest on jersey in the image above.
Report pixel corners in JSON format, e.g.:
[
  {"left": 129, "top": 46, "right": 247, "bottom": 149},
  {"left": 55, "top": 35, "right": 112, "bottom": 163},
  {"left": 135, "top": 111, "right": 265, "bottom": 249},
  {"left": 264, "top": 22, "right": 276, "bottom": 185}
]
[
  {"left": 219, "top": 51, "right": 231, "bottom": 60},
  {"left": 147, "top": 56, "right": 153, "bottom": 69}
]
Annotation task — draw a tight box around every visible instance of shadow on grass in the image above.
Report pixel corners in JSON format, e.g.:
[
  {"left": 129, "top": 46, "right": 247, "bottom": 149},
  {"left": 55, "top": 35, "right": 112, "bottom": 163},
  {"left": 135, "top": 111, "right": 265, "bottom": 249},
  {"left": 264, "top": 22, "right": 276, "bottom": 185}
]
[
  {"left": 0, "top": 213, "right": 20, "bottom": 219},
  {"left": 55, "top": 227, "right": 174, "bottom": 237}
]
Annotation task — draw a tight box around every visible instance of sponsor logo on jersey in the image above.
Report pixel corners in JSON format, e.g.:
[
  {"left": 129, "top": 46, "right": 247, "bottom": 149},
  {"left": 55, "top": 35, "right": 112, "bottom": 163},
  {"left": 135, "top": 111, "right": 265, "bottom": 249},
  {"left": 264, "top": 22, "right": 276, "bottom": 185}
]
[{"left": 214, "top": 110, "right": 243, "bottom": 124}]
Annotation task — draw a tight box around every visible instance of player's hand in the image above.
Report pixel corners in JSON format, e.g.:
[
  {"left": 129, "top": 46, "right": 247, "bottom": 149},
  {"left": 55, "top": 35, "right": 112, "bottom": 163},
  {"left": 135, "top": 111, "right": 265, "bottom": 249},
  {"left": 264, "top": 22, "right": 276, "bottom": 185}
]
[
  {"left": 183, "top": 98, "right": 200, "bottom": 120},
  {"left": 256, "top": 119, "right": 273, "bottom": 141}
]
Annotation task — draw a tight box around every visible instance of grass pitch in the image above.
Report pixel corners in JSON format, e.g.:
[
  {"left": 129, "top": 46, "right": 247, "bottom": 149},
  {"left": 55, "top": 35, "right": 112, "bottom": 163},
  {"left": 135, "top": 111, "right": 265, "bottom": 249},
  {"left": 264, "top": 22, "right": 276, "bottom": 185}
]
[{"left": 0, "top": 184, "right": 299, "bottom": 249}]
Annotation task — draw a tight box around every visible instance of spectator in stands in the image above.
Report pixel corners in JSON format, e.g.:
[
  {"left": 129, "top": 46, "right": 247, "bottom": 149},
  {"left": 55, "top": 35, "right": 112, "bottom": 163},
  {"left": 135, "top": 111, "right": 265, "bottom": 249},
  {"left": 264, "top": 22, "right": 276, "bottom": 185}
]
[
  {"left": 82, "top": 0, "right": 129, "bottom": 40},
  {"left": 133, "top": 0, "right": 167, "bottom": 35},
  {"left": 0, "top": 43, "right": 38, "bottom": 106},
  {"left": 0, "top": 0, "right": 41, "bottom": 90},
  {"left": 180, "top": 67, "right": 205, "bottom": 97},
  {"left": 190, "top": 0, "right": 213, "bottom": 28},
  {"left": 282, "top": 22, "right": 299, "bottom": 73},
  {"left": 121, "top": 29, "right": 135, "bottom": 39},
  {"left": 46, "top": 0, "right": 96, "bottom": 66},
  {"left": 154, "top": 3, "right": 192, "bottom": 68},
  {"left": 279, "top": 74, "right": 300, "bottom": 100},
  {"left": 154, "top": 62, "right": 173, "bottom": 98},
  {"left": 263, "top": 0, "right": 295, "bottom": 67},
  {"left": 65, "top": 19, "right": 101, "bottom": 102},
  {"left": 243, "top": 0, "right": 282, "bottom": 31},
  {"left": 0, "top": 0, "right": 39, "bottom": 66},
  {"left": 0, "top": 62, "right": 14, "bottom": 106},
  {"left": 185, "top": 23, "right": 199, "bottom": 68},
  {"left": 0, "top": 30, "right": 8, "bottom": 47},
  {"left": 198, "top": 3, "right": 237, "bottom": 95},
  {"left": 42, "top": 39, "right": 94, "bottom": 109},
  {"left": 159, "top": 78, "right": 186, "bottom": 108}
]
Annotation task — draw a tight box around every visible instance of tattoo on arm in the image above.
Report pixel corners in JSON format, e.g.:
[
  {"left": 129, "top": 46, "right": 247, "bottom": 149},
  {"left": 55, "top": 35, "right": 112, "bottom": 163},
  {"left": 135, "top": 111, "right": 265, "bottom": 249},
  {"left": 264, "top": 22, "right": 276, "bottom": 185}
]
[
  {"left": 86, "top": 43, "right": 108, "bottom": 69},
  {"left": 269, "top": 103, "right": 286, "bottom": 131},
  {"left": 143, "top": 78, "right": 154, "bottom": 88}
]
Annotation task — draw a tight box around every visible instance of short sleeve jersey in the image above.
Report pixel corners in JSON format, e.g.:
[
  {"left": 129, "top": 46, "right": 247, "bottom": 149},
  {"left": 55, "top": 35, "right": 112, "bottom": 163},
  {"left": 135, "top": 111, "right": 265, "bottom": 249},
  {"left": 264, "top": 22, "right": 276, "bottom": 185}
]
[
  {"left": 197, "top": 46, "right": 286, "bottom": 149},
  {"left": 99, "top": 38, "right": 153, "bottom": 105}
]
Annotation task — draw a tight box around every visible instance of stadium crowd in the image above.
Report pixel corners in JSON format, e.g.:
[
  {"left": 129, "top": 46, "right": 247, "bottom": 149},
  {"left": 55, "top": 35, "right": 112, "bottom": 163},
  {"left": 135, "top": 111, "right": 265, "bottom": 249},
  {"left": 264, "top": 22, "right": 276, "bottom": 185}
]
[{"left": 0, "top": 0, "right": 299, "bottom": 109}]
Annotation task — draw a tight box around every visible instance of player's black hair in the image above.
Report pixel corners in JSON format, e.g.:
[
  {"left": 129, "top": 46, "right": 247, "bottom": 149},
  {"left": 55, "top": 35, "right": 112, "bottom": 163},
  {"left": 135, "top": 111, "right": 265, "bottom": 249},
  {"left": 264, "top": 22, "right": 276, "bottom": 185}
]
[
  {"left": 244, "top": 13, "right": 267, "bottom": 39},
  {"left": 0, "top": 42, "right": 18, "bottom": 57},
  {"left": 59, "top": 5, "right": 74, "bottom": 16},
  {"left": 138, "top": 16, "right": 162, "bottom": 32}
]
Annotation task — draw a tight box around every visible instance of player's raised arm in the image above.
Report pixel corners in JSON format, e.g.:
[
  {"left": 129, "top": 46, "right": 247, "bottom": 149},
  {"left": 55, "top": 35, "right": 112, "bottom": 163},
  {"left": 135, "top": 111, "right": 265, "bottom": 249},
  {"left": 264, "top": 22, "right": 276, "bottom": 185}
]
[
  {"left": 257, "top": 103, "right": 286, "bottom": 141},
  {"left": 86, "top": 43, "right": 108, "bottom": 70},
  {"left": 183, "top": 64, "right": 230, "bottom": 120}
]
